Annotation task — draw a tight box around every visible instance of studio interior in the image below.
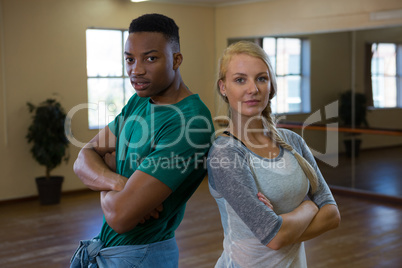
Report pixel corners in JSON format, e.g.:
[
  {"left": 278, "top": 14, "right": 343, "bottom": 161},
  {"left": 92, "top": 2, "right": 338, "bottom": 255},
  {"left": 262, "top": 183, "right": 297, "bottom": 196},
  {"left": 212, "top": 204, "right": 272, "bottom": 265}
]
[{"left": 1, "top": 0, "right": 401, "bottom": 267}]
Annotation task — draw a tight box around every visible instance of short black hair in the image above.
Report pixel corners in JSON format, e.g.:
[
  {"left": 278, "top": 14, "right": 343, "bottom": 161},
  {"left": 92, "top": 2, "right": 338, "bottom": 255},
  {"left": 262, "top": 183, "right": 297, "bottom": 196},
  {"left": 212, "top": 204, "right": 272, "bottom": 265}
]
[{"left": 129, "top": 13, "right": 180, "bottom": 51}]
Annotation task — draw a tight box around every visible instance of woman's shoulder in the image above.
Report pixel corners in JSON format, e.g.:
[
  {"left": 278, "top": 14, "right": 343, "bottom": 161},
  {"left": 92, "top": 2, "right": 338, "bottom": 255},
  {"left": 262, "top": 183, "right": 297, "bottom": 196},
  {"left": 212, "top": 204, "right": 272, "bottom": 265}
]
[
  {"left": 208, "top": 135, "right": 247, "bottom": 158},
  {"left": 277, "top": 128, "right": 304, "bottom": 145},
  {"left": 276, "top": 128, "right": 315, "bottom": 161}
]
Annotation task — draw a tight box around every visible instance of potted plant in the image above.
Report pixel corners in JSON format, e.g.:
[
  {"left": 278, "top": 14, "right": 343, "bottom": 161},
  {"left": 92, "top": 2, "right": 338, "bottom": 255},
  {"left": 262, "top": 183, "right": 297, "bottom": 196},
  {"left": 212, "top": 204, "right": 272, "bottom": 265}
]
[
  {"left": 339, "top": 90, "right": 369, "bottom": 157},
  {"left": 26, "top": 99, "right": 69, "bottom": 205}
]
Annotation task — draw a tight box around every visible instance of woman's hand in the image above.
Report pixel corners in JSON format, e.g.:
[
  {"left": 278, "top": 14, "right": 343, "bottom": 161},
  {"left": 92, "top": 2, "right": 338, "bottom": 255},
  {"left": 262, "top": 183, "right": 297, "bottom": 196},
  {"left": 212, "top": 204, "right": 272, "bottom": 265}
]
[{"left": 257, "top": 192, "right": 274, "bottom": 210}]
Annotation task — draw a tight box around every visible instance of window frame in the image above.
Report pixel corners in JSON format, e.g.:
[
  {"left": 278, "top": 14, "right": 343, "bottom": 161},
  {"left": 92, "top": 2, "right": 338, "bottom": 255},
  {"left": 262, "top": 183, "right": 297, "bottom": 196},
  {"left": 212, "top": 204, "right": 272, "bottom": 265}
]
[
  {"left": 86, "top": 28, "right": 131, "bottom": 129},
  {"left": 262, "top": 36, "right": 311, "bottom": 115},
  {"left": 369, "top": 42, "right": 402, "bottom": 109}
]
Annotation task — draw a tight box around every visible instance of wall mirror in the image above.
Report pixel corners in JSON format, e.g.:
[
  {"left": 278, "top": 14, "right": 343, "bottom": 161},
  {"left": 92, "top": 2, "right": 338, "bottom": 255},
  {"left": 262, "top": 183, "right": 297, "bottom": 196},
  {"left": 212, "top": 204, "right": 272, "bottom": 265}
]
[{"left": 228, "top": 25, "right": 402, "bottom": 199}]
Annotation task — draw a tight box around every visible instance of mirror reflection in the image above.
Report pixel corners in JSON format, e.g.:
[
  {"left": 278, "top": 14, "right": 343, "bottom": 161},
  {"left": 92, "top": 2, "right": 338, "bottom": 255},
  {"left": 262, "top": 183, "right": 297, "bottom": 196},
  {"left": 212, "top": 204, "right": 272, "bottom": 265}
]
[{"left": 229, "top": 25, "right": 402, "bottom": 199}]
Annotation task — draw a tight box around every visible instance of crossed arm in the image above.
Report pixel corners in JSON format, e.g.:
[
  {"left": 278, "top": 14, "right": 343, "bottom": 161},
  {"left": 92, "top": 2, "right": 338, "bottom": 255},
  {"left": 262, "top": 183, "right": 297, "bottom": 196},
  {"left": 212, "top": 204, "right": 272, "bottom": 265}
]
[
  {"left": 73, "top": 126, "right": 172, "bottom": 233},
  {"left": 258, "top": 192, "right": 340, "bottom": 250}
]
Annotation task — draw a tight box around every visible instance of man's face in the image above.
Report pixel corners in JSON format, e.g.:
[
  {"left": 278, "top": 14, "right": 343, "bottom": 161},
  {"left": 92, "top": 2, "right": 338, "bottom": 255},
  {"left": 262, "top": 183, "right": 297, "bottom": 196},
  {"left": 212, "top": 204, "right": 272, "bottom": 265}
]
[{"left": 124, "top": 32, "right": 177, "bottom": 99}]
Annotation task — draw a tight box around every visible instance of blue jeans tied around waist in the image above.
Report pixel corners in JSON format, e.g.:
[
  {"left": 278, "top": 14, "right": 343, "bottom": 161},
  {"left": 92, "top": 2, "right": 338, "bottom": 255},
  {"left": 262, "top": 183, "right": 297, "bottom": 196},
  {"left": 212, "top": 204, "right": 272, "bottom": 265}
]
[{"left": 70, "top": 237, "right": 179, "bottom": 268}]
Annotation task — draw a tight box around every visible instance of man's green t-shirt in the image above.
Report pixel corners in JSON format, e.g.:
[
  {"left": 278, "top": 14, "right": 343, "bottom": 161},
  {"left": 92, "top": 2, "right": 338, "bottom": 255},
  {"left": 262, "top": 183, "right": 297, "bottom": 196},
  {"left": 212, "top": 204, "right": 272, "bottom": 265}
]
[{"left": 99, "top": 93, "right": 214, "bottom": 247}]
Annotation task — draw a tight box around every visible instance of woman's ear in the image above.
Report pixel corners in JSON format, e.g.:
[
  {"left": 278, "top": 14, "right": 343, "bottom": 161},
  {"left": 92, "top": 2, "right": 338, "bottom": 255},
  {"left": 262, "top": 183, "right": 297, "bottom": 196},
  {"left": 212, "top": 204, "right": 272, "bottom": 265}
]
[
  {"left": 173, "top": 52, "right": 183, "bottom": 70},
  {"left": 218, "top": 80, "right": 226, "bottom": 96}
]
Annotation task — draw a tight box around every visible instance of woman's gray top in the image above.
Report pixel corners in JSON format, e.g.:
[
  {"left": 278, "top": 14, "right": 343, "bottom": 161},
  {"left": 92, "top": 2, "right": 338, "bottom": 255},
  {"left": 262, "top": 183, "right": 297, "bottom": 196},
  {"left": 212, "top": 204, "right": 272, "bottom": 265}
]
[{"left": 207, "top": 128, "right": 336, "bottom": 267}]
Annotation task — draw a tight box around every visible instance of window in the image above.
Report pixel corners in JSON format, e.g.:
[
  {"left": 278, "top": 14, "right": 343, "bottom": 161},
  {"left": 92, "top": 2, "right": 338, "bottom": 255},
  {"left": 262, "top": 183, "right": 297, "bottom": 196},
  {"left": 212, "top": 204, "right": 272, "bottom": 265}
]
[
  {"left": 262, "top": 37, "right": 310, "bottom": 114},
  {"left": 86, "top": 29, "right": 132, "bottom": 129},
  {"left": 371, "top": 43, "right": 402, "bottom": 108}
]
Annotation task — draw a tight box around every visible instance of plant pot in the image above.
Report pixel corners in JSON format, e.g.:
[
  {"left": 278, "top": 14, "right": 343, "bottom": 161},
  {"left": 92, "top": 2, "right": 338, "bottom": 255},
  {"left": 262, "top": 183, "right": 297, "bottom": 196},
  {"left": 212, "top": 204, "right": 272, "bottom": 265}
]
[
  {"left": 343, "top": 139, "right": 362, "bottom": 158},
  {"left": 35, "top": 176, "right": 64, "bottom": 205}
]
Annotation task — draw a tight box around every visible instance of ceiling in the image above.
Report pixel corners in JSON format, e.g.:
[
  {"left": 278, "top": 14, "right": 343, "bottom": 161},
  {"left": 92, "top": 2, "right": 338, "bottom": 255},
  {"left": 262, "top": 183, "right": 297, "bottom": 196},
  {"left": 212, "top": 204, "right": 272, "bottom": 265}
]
[{"left": 134, "top": 0, "right": 268, "bottom": 7}]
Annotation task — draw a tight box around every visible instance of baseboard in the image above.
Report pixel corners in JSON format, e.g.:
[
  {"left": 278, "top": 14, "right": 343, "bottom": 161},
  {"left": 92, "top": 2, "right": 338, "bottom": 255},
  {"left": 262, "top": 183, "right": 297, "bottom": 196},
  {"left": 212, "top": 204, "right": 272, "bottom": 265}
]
[
  {"left": 0, "top": 188, "right": 93, "bottom": 205},
  {"left": 330, "top": 185, "right": 402, "bottom": 205}
]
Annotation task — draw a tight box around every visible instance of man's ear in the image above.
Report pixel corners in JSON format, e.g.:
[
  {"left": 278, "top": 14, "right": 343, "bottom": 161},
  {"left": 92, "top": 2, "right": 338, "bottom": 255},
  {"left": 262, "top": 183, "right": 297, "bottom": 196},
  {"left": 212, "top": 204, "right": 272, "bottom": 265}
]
[{"left": 173, "top": 52, "right": 183, "bottom": 70}]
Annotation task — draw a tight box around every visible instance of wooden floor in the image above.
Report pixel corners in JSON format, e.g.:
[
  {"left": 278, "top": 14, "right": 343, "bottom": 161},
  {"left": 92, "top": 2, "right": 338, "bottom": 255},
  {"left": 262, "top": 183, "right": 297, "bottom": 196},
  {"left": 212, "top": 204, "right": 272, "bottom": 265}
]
[{"left": 1, "top": 179, "right": 402, "bottom": 268}]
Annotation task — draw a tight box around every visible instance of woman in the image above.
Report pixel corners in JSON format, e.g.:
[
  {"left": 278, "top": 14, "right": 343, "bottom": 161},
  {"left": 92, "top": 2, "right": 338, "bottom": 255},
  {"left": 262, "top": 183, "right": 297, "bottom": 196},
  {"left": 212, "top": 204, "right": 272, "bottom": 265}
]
[{"left": 207, "top": 41, "right": 340, "bottom": 267}]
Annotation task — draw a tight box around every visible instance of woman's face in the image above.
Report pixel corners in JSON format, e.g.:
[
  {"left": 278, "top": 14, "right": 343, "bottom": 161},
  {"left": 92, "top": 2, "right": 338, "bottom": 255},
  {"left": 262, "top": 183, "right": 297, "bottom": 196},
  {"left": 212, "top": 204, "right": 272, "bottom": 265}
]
[{"left": 219, "top": 54, "right": 271, "bottom": 119}]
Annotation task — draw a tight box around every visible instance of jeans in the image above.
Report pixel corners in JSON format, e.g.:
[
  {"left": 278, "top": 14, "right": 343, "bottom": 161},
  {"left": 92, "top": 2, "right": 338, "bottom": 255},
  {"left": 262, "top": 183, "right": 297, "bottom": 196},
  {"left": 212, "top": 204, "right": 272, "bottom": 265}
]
[{"left": 70, "top": 237, "right": 179, "bottom": 268}]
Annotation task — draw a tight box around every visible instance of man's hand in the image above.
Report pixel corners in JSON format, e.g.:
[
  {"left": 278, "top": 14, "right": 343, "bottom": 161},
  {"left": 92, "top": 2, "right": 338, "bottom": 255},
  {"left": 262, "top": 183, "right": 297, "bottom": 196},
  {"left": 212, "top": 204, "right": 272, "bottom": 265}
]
[
  {"left": 101, "top": 170, "right": 172, "bottom": 233},
  {"left": 103, "top": 151, "right": 117, "bottom": 172},
  {"left": 139, "top": 204, "right": 164, "bottom": 224},
  {"left": 74, "top": 126, "right": 126, "bottom": 192}
]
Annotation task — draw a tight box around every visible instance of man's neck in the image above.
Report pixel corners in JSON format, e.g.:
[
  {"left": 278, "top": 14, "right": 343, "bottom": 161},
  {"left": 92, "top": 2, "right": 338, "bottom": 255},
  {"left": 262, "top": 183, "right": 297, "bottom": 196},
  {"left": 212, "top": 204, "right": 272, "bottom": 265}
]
[{"left": 150, "top": 80, "right": 192, "bottom": 105}]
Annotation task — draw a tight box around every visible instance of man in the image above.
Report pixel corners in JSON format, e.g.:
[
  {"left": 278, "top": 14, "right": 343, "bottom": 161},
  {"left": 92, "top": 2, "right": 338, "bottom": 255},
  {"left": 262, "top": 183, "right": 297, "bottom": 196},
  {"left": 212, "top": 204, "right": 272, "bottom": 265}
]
[{"left": 70, "top": 13, "right": 214, "bottom": 267}]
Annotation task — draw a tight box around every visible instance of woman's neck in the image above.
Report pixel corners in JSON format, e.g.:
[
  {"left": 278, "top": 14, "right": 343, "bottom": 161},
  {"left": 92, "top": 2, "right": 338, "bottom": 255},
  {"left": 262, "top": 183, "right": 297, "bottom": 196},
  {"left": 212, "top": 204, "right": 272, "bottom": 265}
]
[
  {"left": 227, "top": 111, "right": 279, "bottom": 155},
  {"left": 229, "top": 113, "right": 266, "bottom": 142}
]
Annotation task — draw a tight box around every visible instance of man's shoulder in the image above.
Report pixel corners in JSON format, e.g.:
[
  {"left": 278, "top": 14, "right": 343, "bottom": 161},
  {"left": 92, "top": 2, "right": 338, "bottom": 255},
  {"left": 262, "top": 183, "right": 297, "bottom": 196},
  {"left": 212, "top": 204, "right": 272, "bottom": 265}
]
[
  {"left": 127, "top": 93, "right": 148, "bottom": 106},
  {"left": 176, "top": 94, "right": 213, "bottom": 128},
  {"left": 180, "top": 94, "right": 211, "bottom": 114},
  {"left": 122, "top": 94, "right": 149, "bottom": 114}
]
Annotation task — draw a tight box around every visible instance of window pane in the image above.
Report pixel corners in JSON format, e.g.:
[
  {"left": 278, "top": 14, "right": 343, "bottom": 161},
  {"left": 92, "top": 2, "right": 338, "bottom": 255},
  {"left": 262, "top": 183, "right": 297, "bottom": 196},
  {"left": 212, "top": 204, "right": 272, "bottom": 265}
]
[
  {"left": 277, "top": 38, "right": 301, "bottom": 75},
  {"left": 86, "top": 29, "right": 123, "bottom": 77},
  {"left": 124, "top": 78, "right": 134, "bottom": 103},
  {"left": 371, "top": 56, "right": 382, "bottom": 75},
  {"left": 263, "top": 37, "right": 276, "bottom": 71},
  {"left": 372, "top": 76, "right": 397, "bottom": 108},
  {"left": 263, "top": 37, "right": 305, "bottom": 114},
  {"left": 377, "top": 44, "right": 396, "bottom": 76},
  {"left": 123, "top": 31, "right": 129, "bottom": 77},
  {"left": 383, "top": 77, "right": 397, "bottom": 107},
  {"left": 274, "top": 77, "right": 288, "bottom": 113},
  {"left": 87, "top": 78, "right": 125, "bottom": 129},
  {"left": 373, "top": 43, "right": 396, "bottom": 75},
  {"left": 271, "top": 96, "right": 278, "bottom": 114},
  {"left": 288, "top": 103, "right": 301, "bottom": 113},
  {"left": 371, "top": 43, "right": 397, "bottom": 108},
  {"left": 273, "top": 76, "right": 301, "bottom": 113},
  {"left": 288, "top": 54, "right": 301, "bottom": 74},
  {"left": 372, "top": 76, "right": 381, "bottom": 106}
]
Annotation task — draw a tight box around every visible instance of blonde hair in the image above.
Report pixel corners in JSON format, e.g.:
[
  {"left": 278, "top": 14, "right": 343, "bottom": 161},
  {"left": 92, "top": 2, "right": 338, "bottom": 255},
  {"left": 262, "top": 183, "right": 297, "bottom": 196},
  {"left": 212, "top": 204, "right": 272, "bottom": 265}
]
[{"left": 217, "top": 41, "right": 319, "bottom": 193}]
